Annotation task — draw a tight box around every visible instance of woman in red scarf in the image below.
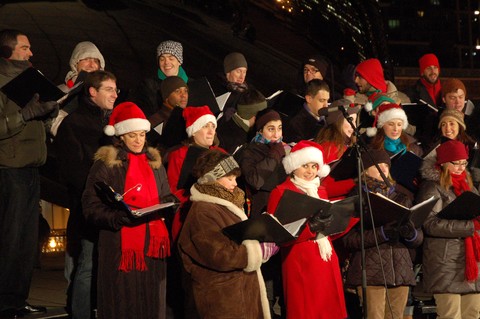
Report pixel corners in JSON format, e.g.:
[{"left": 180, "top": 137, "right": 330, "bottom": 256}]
[
  {"left": 417, "top": 139, "right": 480, "bottom": 318},
  {"left": 82, "top": 102, "right": 174, "bottom": 319},
  {"left": 267, "top": 140, "right": 356, "bottom": 319}
]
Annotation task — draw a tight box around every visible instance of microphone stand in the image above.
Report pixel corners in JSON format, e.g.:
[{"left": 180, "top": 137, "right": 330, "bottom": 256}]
[{"left": 338, "top": 106, "right": 392, "bottom": 319}]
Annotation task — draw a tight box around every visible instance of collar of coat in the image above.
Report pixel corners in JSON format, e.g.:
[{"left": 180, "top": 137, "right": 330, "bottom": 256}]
[
  {"left": 94, "top": 145, "right": 162, "bottom": 170},
  {"left": 189, "top": 184, "right": 247, "bottom": 222}
]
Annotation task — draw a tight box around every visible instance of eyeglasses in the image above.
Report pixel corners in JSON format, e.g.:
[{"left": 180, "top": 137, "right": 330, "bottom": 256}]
[
  {"left": 449, "top": 161, "right": 468, "bottom": 168},
  {"left": 99, "top": 87, "right": 120, "bottom": 94},
  {"left": 303, "top": 67, "right": 320, "bottom": 74}
]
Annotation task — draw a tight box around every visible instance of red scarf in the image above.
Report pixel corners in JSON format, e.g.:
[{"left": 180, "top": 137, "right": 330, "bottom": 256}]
[
  {"left": 420, "top": 77, "right": 441, "bottom": 106},
  {"left": 119, "top": 153, "right": 170, "bottom": 272},
  {"left": 451, "top": 171, "right": 480, "bottom": 281},
  {"left": 450, "top": 171, "right": 470, "bottom": 197}
]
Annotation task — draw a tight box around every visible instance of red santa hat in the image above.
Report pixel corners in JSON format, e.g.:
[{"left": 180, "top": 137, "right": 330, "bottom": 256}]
[
  {"left": 104, "top": 102, "right": 150, "bottom": 136},
  {"left": 366, "top": 103, "right": 409, "bottom": 137},
  {"left": 355, "top": 58, "right": 387, "bottom": 93},
  {"left": 183, "top": 106, "right": 217, "bottom": 137},
  {"left": 419, "top": 53, "right": 440, "bottom": 74},
  {"left": 282, "top": 140, "right": 330, "bottom": 178}
]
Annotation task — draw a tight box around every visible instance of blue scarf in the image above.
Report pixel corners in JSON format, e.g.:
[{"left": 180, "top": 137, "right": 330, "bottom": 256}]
[
  {"left": 251, "top": 132, "right": 283, "bottom": 145},
  {"left": 157, "top": 66, "right": 189, "bottom": 83},
  {"left": 384, "top": 136, "right": 406, "bottom": 155}
]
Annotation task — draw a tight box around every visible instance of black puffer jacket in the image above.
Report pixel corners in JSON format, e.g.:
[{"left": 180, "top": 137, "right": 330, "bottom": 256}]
[{"left": 344, "top": 181, "right": 423, "bottom": 287}]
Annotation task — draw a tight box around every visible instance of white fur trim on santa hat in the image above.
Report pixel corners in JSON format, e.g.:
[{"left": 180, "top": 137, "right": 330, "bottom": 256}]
[
  {"left": 186, "top": 114, "right": 217, "bottom": 137},
  {"left": 282, "top": 146, "right": 330, "bottom": 178},
  {"left": 377, "top": 108, "right": 408, "bottom": 130},
  {"left": 104, "top": 118, "right": 151, "bottom": 136}
]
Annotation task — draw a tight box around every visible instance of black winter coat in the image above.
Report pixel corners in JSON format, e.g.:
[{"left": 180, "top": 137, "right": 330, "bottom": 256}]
[
  {"left": 284, "top": 106, "right": 325, "bottom": 143},
  {"left": 235, "top": 142, "right": 287, "bottom": 217},
  {"left": 82, "top": 145, "right": 171, "bottom": 319}
]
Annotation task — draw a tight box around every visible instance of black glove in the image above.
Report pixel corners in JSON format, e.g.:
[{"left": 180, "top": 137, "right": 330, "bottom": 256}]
[
  {"left": 162, "top": 194, "right": 180, "bottom": 206},
  {"left": 398, "top": 220, "right": 416, "bottom": 240},
  {"left": 308, "top": 212, "right": 333, "bottom": 233},
  {"left": 269, "top": 142, "right": 286, "bottom": 160},
  {"left": 381, "top": 221, "right": 399, "bottom": 243},
  {"left": 21, "top": 93, "right": 59, "bottom": 121}
]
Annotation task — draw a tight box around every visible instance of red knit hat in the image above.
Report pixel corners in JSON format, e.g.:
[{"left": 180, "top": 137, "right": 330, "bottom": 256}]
[
  {"left": 355, "top": 58, "right": 387, "bottom": 93},
  {"left": 183, "top": 105, "right": 216, "bottom": 137},
  {"left": 366, "top": 103, "right": 408, "bottom": 137},
  {"left": 282, "top": 140, "right": 330, "bottom": 178},
  {"left": 436, "top": 139, "right": 469, "bottom": 165},
  {"left": 419, "top": 53, "right": 440, "bottom": 74},
  {"left": 104, "top": 102, "right": 150, "bottom": 136}
]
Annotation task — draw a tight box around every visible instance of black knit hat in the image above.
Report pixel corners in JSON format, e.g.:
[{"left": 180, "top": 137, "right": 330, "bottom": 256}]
[
  {"left": 255, "top": 108, "right": 281, "bottom": 131},
  {"left": 303, "top": 55, "right": 329, "bottom": 78},
  {"left": 361, "top": 149, "right": 391, "bottom": 170},
  {"left": 160, "top": 76, "right": 187, "bottom": 101}
]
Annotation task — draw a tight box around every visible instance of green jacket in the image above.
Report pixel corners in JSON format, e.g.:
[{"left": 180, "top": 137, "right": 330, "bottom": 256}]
[{"left": 0, "top": 58, "right": 47, "bottom": 168}]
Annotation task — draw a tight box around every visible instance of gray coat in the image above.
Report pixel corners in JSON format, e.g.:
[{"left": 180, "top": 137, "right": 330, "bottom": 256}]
[{"left": 417, "top": 163, "right": 480, "bottom": 294}]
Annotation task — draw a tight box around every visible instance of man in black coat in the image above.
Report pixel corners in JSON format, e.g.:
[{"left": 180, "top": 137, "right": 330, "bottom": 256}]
[
  {"left": 53, "top": 70, "right": 117, "bottom": 319},
  {"left": 283, "top": 79, "right": 330, "bottom": 143}
]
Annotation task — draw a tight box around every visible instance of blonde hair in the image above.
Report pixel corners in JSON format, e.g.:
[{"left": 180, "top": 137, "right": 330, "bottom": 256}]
[{"left": 439, "top": 164, "right": 473, "bottom": 192}]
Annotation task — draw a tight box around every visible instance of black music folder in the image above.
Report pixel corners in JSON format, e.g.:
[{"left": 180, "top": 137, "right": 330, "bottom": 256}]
[
  {"left": 274, "top": 190, "right": 357, "bottom": 233},
  {"left": 436, "top": 191, "right": 480, "bottom": 220},
  {"left": 222, "top": 193, "right": 359, "bottom": 244},
  {"left": 94, "top": 181, "right": 176, "bottom": 218},
  {"left": 365, "top": 191, "right": 438, "bottom": 228},
  {"left": 328, "top": 148, "right": 358, "bottom": 181},
  {"left": 401, "top": 102, "right": 438, "bottom": 127},
  {"left": 1, "top": 67, "right": 65, "bottom": 107},
  {"left": 222, "top": 213, "right": 300, "bottom": 245},
  {"left": 267, "top": 90, "right": 305, "bottom": 118},
  {"left": 187, "top": 77, "right": 220, "bottom": 115},
  {"left": 390, "top": 150, "right": 423, "bottom": 192}
]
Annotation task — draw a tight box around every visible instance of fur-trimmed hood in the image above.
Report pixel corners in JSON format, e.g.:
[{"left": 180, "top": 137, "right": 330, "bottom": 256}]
[
  {"left": 94, "top": 145, "right": 162, "bottom": 169},
  {"left": 420, "top": 148, "right": 440, "bottom": 182}
]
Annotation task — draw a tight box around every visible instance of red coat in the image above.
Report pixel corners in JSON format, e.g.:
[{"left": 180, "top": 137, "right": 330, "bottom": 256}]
[
  {"left": 319, "top": 141, "right": 356, "bottom": 200},
  {"left": 267, "top": 178, "right": 347, "bottom": 319}
]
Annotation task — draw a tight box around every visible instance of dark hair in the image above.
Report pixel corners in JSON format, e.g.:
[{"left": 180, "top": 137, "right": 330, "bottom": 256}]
[
  {"left": 84, "top": 70, "right": 117, "bottom": 96},
  {"left": 237, "top": 88, "right": 265, "bottom": 105},
  {"left": 192, "top": 150, "right": 241, "bottom": 179},
  {"left": 314, "top": 119, "right": 356, "bottom": 159},
  {"left": 0, "top": 29, "right": 25, "bottom": 58},
  {"left": 305, "top": 79, "right": 330, "bottom": 97}
]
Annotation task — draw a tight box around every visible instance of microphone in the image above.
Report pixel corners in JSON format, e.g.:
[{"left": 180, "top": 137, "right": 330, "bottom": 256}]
[
  {"left": 318, "top": 107, "right": 329, "bottom": 118},
  {"left": 338, "top": 105, "right": 351, "bottom": 120},
  {"left": 122, "top": 183, "right": 142, "bottom": 197},
  {"left": 318, "top": 99, "right": 353, "bottom": 119}
]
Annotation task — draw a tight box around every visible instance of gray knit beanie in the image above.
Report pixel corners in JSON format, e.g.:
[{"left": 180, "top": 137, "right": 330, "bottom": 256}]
[
  {"left": 156, "top": 40, "right": 183, "bottom": 64},
  {"left": 224, "top": 52, "right": 247, "bottom": 73}
]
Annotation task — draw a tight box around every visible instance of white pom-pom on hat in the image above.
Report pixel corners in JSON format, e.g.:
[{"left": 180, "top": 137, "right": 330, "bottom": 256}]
[{"left": 364, "top": 101, "right": 373, "bottom": 112}]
